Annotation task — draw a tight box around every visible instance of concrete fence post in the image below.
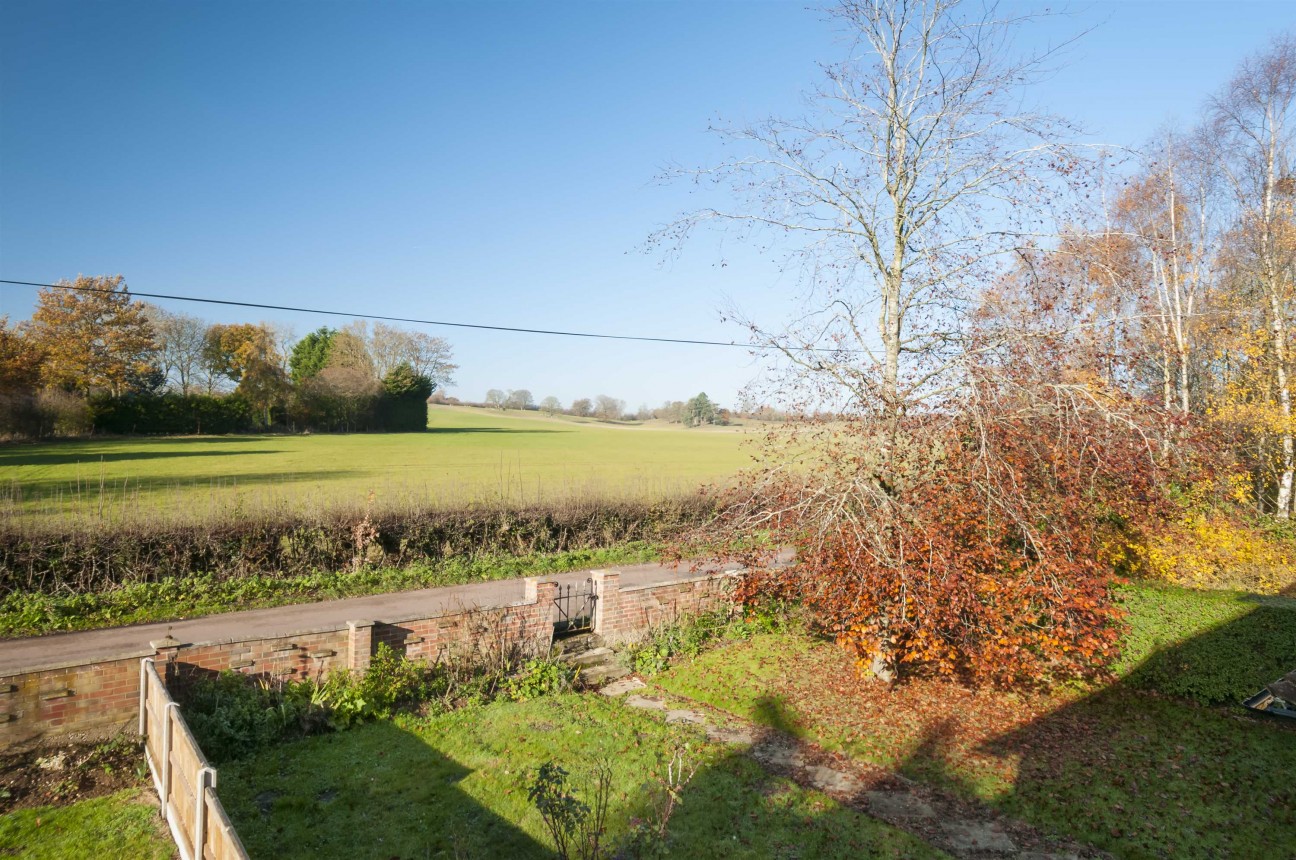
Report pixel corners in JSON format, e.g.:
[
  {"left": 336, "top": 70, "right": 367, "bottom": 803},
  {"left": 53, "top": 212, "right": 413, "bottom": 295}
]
[
  {"left": 347, "top": 621, "right": 374, "bottom": 674},
  {"left": 138, "top": 658, "right": 152, "bottom": 737},
  {"left": 194, "top": 765, "right": 216, "bottom": 859}
]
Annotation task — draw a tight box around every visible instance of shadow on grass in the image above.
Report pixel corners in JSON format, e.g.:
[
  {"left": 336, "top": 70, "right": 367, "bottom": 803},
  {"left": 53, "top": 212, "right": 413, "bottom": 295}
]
[
  {"left": 216, "top": 694, "right": 946, "bottom": 860},
  {"left": 888, "top": 597, "right": 1296, "bottom": 859},
  {"left": 221, "top": 720, "right": 553, "bottom": 860},
  {"left": 2, "top": 470, "right": 370, "bottom": 499},
  {"left": 655, "top": 735, "right": 944, "bottom": 858},
  {"left": 422, "top": 427, "right": 568, "bottom": 435},
  {"left": 0, "top": 448, "right": 286, "bottom": 468}
]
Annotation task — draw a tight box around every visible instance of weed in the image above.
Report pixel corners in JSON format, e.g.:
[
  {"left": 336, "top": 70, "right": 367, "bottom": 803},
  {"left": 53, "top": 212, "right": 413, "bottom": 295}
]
[
  {"left": 505, "top": 659, "right": 578, "bottom": 702},
  {"left": 627, "top": 602, "right": 794, "bottom": 677},
  {"left": 527, "top": 759, "right": 612, "bottom": 860}
]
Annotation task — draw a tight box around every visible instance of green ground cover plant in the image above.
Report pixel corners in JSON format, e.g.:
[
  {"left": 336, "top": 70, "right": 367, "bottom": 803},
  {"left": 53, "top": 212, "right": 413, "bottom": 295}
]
[
  {"left": 649, "top": 582, "right": 1296, "bottom": 860},
  {"left": 0, "top": 543, "right": 657, "bottom": 637},
  {"left": 0, "top": 406, "right": 750, "bottom": 528},
  {"left": 0, "top": 789, "right": 172, "bottom": 860},
  {"left": 178, "top": 642, "right": 582, "bottom": 764},
  {"left": 218, "top": 692, "right": 947, "bottom": 859}
]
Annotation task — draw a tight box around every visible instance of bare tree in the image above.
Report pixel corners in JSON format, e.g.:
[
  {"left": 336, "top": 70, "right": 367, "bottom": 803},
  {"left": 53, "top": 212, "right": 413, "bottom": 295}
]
[
  {"left": 1111, "top": 126, "right": 1220, "bottom": 416},
  {"left": 569, "top": 397, "right": 593, "bottom": 417},
  {"left": 656, "top": 0, "right": 1084, "bottom": 433},
  {"left": 485, "top": 388, "right": 506, "bottom": 408},
  {"left": 539, "top": 395, "right": 562, "bottom": 414},
  {"left": 367, "top": 322, "right": 459, "bottom": 389},
  {"left": 505, "top": 389, "right": 535, "bottom": 410},
  {"left": 593, "top": 395, "right": 624, "bottom": 421},
  {"left": 144, "top": 305, "right": 208, "bottom": 394},
  {"left": 1209, "top": 34, "right": 1296, "bottom": 515}
]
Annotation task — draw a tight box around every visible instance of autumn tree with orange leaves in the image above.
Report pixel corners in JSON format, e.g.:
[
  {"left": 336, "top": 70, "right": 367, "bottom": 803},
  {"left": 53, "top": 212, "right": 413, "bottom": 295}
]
[{"left": 24, "top": 275, "right": 158, "bottom": 397}]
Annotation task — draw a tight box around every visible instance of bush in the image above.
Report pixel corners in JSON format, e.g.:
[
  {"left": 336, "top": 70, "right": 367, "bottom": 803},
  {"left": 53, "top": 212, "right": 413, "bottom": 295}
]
[
  {"left": 710, "top": 398, "right": 1183, "bottom": 688},
  {"left": 0, "top": 497, "right": 713, "bottom": 601},
  {"left": 1127, "top": 512, "right": 1296, "bottom": 595},
  {"left": 505, "top": 658, "right": 577, "bottom": 701},
  {"left": 179, "top": 672, "right": 315, "bottom": 763}
]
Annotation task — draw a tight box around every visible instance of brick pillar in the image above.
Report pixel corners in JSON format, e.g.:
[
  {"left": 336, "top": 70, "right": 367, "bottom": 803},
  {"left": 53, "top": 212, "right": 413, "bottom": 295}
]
[
  {"left": 590, "top": 570, "right": 621, "bottom": 642},
  {"left": 532, "top": 580, "right": 557, "bottom": 654},
  {"left": 151, "top": 636, "right": 185, "bottom": 683},
  {"left": 347, "top": 621, "right": 374, "bottom": 674}
]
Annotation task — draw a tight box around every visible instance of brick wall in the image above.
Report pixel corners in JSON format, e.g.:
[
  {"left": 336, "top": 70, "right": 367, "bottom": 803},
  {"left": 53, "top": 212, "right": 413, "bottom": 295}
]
[
  {"left": 0, "top": 653, "right": 147, "bottom": 747},
  {"left": 0, "top": 573, "right": 736, "bottom": 749},
  {"left": 591, "top": 569, "right": 738, "bottom": 645}
]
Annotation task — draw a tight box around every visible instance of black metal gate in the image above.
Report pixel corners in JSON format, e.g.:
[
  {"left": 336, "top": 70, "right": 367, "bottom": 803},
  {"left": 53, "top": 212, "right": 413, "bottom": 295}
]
[{"left": 553, "top": 578, "right": 597, "bottom": 636}]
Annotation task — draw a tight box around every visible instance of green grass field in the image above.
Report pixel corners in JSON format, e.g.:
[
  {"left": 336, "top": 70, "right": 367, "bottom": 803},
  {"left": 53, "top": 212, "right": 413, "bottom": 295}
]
[{"left": 0, "top": 406, "right": 752, "bottom": 528}]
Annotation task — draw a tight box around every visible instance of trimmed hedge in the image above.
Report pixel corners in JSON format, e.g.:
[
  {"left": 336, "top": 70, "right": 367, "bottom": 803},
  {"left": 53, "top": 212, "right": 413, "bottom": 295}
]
[
  {"left": 90, "top": 392, "right": 255, "bottom": 435},
  {"left": 0, "top": 496, "right": 717, "bottom": 597},
  {"left": 87, "top": 391, "right": 428, "bottom": 435}
]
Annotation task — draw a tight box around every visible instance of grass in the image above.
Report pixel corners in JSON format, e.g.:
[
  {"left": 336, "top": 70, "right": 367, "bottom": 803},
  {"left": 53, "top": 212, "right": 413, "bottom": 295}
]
[
  {"left": 0, "top": 405, "right": 751, "bottom": 529},
  {"left": 0, "top": 544, "right": 658, "bottom": 637},
  {"left": 218, "top": 692, "right": 947, "bottom": 859},
  {"left": 0, "top": 789, "right": 173, "bottom": 860},
  {"left": 648, "top": 583, "right": 1296, "bottom": 860}
]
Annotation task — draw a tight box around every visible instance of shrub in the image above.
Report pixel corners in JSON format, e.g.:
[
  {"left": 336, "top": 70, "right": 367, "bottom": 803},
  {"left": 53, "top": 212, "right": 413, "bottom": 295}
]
[
  {"left": 0, "top": 497, "right": 714, "bottom": 601},
  {"left": 1130, "top": 513, "right": 1296, "bottom": 595},
  {"left": 89, "top": 392, "right": 253, "bottom": 435},
  {"left": 179, "top": 672, "right": 314, "bottom": 763},
  {"left": 36, "top": 390, "right": 93, "bottom": 437},
  {"left": 708, "top": 396, "right": 1186, "bottom": 688},
  {"left": 505, "top": 658, "right": 577, "bottom": 701}
]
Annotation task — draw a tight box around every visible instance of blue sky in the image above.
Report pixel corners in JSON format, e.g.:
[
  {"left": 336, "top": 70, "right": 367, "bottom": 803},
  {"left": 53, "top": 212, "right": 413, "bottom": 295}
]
[{"left": 2, "top": 1, "right": 1292, "bottom": 409}]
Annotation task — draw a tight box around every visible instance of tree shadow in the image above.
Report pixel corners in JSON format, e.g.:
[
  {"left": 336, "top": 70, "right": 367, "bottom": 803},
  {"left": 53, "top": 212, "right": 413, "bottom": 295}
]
[
  {"left": 888, "top": 599, "right": 1296, "bottom": 858},
  {"left": 219, "top": 720, "right": 553, "bottom": 860},
  {"left": 3, "top": 469, "right": 367, "bottom": 497},
  {"left": 643, "top": 700, "right": 940, "bottom": 858},
  {"left": 422, "top": 427, "right": 567, "bottom": 435},
  {"left": 0, "top": 448, "right": 285, "bottom": 467}
]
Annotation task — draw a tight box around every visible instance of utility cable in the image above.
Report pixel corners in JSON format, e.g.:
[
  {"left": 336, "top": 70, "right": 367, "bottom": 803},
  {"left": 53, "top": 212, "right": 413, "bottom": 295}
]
[{"left": 0, "top": 277, "right": 847, "bottom": 354}]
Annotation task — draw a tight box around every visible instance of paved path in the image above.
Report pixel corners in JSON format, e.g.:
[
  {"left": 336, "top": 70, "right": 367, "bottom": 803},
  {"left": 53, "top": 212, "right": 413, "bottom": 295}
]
[
  {"left": 601, "top": 679, "right": 1099, "bottom": 860},
  {"left": 0, "top": 558, "right": 747, "bottom": 676}
]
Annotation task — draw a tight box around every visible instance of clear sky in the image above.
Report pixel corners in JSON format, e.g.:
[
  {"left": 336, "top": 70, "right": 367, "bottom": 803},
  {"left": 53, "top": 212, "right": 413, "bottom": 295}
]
[{"left": 2, "top": 1, "right": 1292, "bottom": 409}]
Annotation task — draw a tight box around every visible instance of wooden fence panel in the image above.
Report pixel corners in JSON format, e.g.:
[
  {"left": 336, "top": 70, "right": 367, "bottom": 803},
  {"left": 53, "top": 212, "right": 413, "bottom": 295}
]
[
  {"left": 139, "top": 660, "right": 249, "bottom": 860},
  {"left": 204, "top": 789, "right": 249, "bottom": 860}
]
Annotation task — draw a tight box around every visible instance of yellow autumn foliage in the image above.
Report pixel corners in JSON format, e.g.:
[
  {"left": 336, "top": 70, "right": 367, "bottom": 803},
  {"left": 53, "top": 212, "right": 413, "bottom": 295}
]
[{"left": 1127, "top": 514, "right": 1295, "bottom": 595}]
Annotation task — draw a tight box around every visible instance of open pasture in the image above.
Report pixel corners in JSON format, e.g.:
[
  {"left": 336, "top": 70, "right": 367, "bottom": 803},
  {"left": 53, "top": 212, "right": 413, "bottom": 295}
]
[{"left": 0, "top": 406, "right": 751, "bottom": 529}]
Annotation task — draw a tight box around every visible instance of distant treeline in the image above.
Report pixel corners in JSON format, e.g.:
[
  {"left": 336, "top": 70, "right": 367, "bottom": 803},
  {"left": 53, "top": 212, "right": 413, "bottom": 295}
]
[{"left": 0, "top": 275, "right": 457, "bottom": 439}]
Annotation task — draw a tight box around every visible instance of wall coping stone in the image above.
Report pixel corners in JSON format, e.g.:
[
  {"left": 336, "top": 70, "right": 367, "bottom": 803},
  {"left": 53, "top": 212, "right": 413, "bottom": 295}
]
[{"left": 617, "top": 569, "right": 743, "bottom": 594}]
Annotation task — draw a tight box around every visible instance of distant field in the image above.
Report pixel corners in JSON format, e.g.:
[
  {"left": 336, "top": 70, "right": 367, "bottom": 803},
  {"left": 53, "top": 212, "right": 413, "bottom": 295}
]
[{"left": 0, "top": 406, "right": 752, "bottom": 528}]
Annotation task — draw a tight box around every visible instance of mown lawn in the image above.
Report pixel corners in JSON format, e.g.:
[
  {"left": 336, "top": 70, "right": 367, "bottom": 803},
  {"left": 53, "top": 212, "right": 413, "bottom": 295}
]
[
  {"left": 650, "top": 584, "right": 1296, "bottom": 860},
  {"left": 0, "top": 789, "right": 173, "bottom": 860},
  {"left": 0, "top": 406, "right": 751, "bottom": 527},
  {"left": 219, "top": 693, "right": 947, "bottom": 860}
]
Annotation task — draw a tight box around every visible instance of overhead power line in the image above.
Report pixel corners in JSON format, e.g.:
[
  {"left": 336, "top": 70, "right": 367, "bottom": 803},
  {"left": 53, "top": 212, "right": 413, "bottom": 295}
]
[{"left": 0, "top": 277, "right": 799, "bottom": 352}]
